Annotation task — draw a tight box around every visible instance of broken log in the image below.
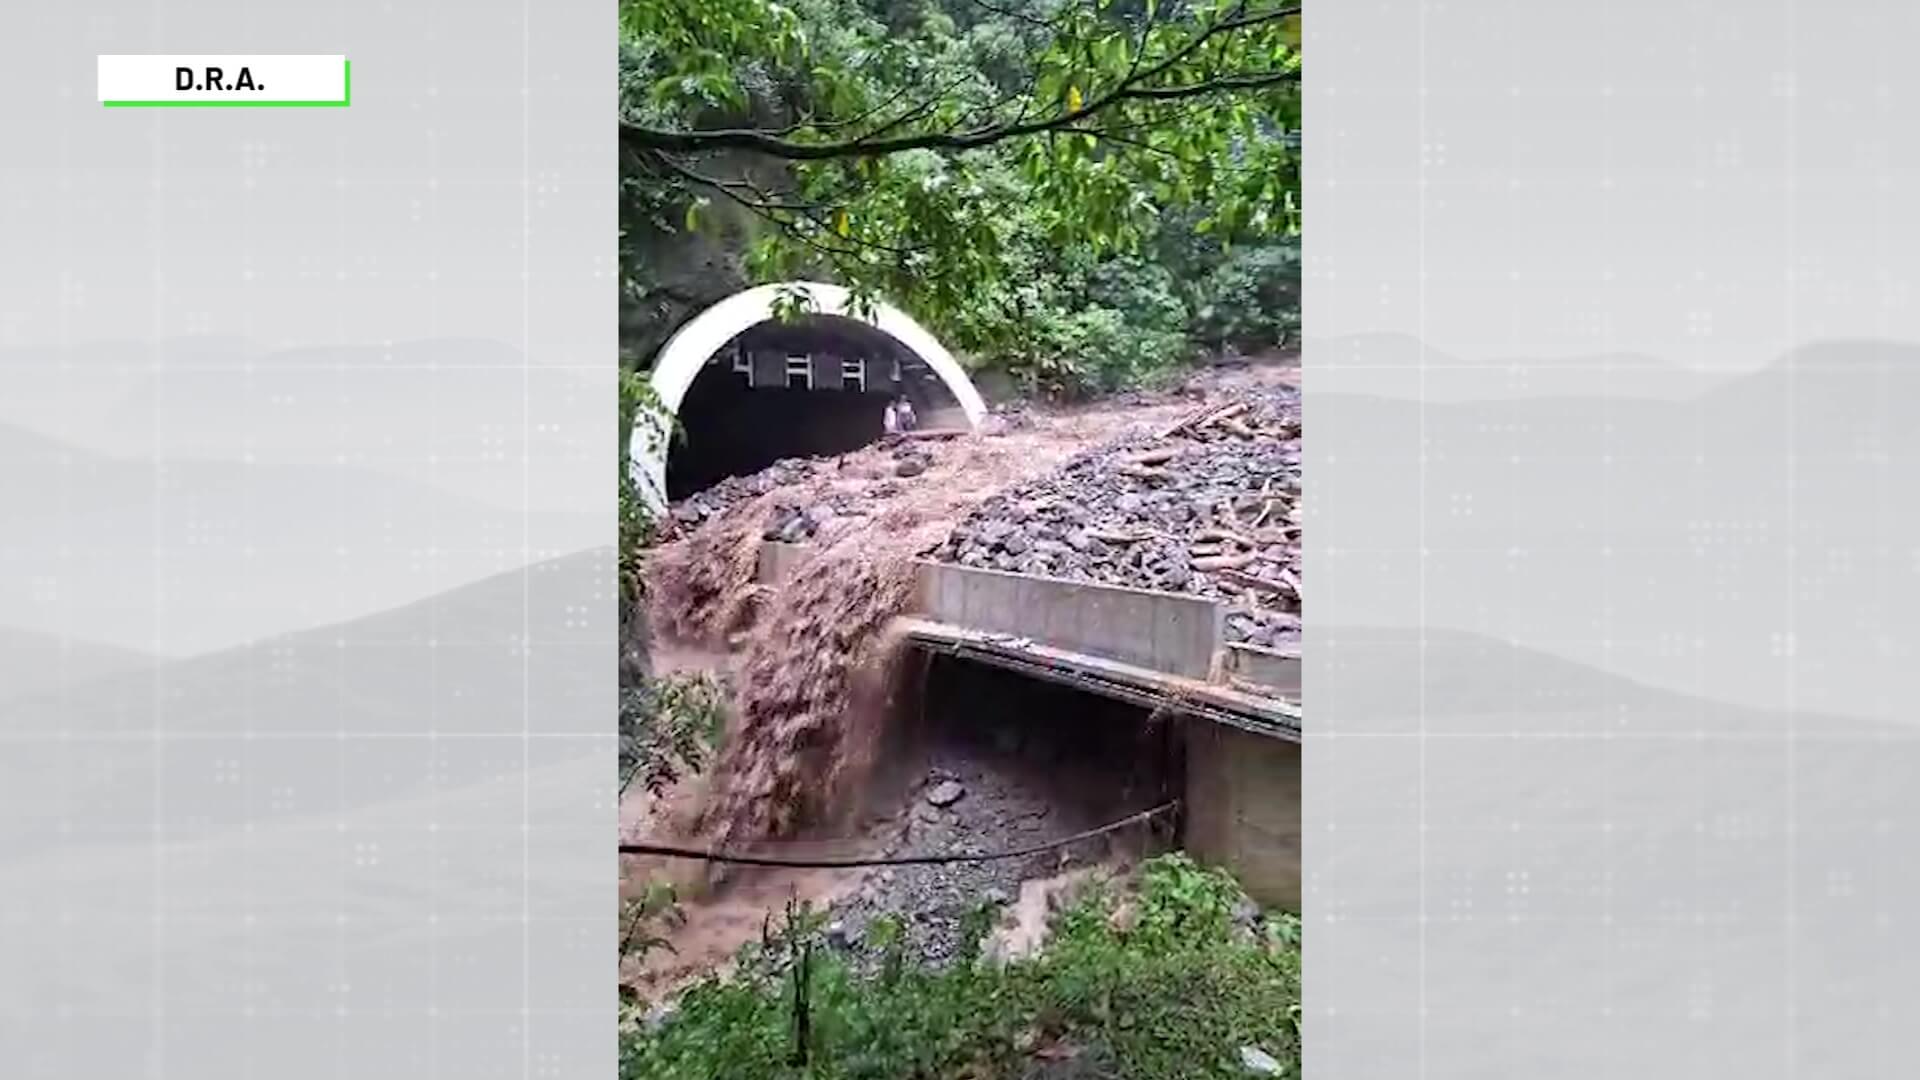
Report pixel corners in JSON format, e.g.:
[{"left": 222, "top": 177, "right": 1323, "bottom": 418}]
[
  {"left": 1192, "top": 552, "right": 1257, "bottom": 572},
  {"left": 1122, "top": 446, "right": 1180, "bottom": 467},
  {"left": 1156, "top": 400, "right": 1249, "bottom": 440},
  {"left": 1195, "top": 528, "right": 1258, "bottom": 548},
  {"left": 1218, "top": 568, "right": 1298, "bottom": 597}
]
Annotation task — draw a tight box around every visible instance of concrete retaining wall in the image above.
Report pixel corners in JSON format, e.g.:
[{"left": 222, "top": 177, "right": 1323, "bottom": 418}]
[
  {"left": 756, "top": 541, "right": 813, "bottom": 585},
  {"left": 912, "top": 561, "right": 1223, "bottom": 680},
  {"left": 1224, "top": 643, "right": 1301, "bottom": 697},
  {"left": 758, "top": 543, "right": 1299, "bottom": 700},
  {"left": 1184, "top": 722, "right": 1301, "bottom": 910}
]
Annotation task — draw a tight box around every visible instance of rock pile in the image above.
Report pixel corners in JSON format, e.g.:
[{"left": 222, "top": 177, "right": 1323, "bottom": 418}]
[
  {"left": 825, "top": 743, "right": 1133, "bottom": 970},
  {"left": 669, "top": 442, "right": 941, "bottom": 544},
  {"left": 752, "top": 444, "right": 935, "bottom": 544},
  {"left": 667, "top": 458, "right": 821, "bottom": 531},
  {"left": 928, "top": 384, "right": 1301, "bottom": 648}
]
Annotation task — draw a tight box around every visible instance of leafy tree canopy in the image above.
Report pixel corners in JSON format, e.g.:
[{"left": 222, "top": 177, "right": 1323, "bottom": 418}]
[{"left": 620, "top": 0, "right": 1301, "bottom": 367}]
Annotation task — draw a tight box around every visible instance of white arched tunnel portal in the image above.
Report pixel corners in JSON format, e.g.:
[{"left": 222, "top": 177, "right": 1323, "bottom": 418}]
[{"left": 632, "top": 281, "right": 990, "bottom": 507}]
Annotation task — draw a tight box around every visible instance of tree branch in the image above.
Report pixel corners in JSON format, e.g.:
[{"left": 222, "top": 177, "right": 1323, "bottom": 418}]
[
  {"left": 622, "top": 4, "right": 1299, "bottom": 161},
  {"left": 642, "top": 149, "right": 939, "bottom": 262},
  {"left": 623, "top": 67, "right": 1295, "bottom": 158}
]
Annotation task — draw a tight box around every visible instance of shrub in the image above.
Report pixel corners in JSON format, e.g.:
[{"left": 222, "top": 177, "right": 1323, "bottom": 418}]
[
  {"left": 1192, "top": 240, "right": 1302, "bottom": 353},
  {"left": 1001, "top": 304, "right": 1192, "bottom": 400},
  {"left": 620, "top": 854, "right": 1301, "bottom": 1080},
  {"left": 619, "top": 671, "right": 727, "bottom": 796}
]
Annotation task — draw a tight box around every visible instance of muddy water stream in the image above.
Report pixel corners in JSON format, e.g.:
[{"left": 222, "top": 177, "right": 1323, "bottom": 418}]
[{"left": 619, "top": 648, "right": 1175, "bottom": 999}]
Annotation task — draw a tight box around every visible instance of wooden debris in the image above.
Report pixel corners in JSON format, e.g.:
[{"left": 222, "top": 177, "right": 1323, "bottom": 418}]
[
  {"left": 1156, "top": 400, "right": 1249, "bottom": 440},
  {"left": 1192, "top": 552, "right": 1257, "bottom": 572},
  {"left": 1195, "top": 528, "right": 1258, "bottom": 549},
  {"left": 1218, "top": 568, "right": 1297, "bottom": 598},
  {"left": 929, "top": 382, "right": 1301, "bottom": 649},
  {"left": 1122, "top": 446, "right": 1180, "bottom": 467}
]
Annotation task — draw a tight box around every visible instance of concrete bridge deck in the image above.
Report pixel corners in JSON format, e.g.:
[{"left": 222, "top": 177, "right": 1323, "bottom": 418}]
[{"left": 894, "top": 617, "right": 1300, "bottom": 740}]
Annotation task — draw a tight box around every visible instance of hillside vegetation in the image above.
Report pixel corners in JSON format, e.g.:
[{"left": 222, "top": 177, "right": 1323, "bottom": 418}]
[{"left": 621, "top": 0, "right": 1301, "bottom": 399}]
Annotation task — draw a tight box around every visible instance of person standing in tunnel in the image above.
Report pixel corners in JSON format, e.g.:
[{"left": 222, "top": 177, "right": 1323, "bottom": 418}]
[{"left": 881, "top": 397, "right": 900, "bottom": 437}]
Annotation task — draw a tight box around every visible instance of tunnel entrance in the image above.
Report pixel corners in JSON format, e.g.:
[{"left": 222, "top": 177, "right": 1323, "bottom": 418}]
[{"left": 665, "top": 315, "right": 965, "bottom": 500}]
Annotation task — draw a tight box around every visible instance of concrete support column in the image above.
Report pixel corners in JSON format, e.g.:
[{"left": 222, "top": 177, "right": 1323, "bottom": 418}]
[{"left": 1185, "top": 722, "right": 1301, "bottom": 911}]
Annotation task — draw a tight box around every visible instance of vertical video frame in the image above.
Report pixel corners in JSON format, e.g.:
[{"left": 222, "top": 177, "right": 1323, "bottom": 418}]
[{"left": 617, "top": 3, "right": 1301, "bottom": 1075}]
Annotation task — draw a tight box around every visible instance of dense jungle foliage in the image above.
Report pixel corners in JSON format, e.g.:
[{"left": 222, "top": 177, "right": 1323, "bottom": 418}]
[{"left": 620, "top": 0, "right": 1302, "bottom": 399}]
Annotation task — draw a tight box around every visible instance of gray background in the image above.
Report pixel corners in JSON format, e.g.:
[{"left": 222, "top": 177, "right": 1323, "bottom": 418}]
[
  {"left": 0, "top": 4, "right": 613, "bottom": 1079},
  {"left": 10, "top": 0, "right": 1920, "bottom": 1077},
  {"left": 1309, "top": 0, "right": 1918, "bottom": 1076}
]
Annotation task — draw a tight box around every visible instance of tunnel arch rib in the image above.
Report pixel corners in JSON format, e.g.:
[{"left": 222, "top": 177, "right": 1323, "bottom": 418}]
[{"left": 633, "top": 281, "right": 989, "bottom": 505}]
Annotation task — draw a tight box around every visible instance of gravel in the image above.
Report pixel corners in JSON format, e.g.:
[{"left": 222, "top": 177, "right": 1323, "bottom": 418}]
[
  {"left": 662, "top": 376, "right": 1300, "bottom": 651},
  {"left": 668, "top": 458, "right": 822, "bottom": 530},
  {"left": 825, "top": 741, "right": 1116, "bottom": 970},
  {"left": 925, "top": 780, "right": 967, "bottom": 807},
  {"left": 665, "top": 442, "right": 948, "bottom": 545},
  {"left": 929, "top": 384, "right": 1302, "bottom": 647}
]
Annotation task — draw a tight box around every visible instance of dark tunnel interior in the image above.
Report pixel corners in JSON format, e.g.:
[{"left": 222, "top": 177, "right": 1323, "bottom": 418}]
[
  {"left": 664, "top": 317, "right": 957, "bottom": 500},
  {"left": 666, "top": 372, "right": 896, "bottom": 500}
]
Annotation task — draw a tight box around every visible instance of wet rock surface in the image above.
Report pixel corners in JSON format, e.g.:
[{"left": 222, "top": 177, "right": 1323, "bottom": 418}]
[
  {"left": 669, "top": 442, "right": 944, "bottom": 544},
  {"left": 929, "top": 384, "right": 1302, "bottom": 647},
  {"left": 824, "top": 723, "right": 1150, "bottom": 970},
  {"left": 668, "top": 458, "right": 822, "bottom": 530},
  {"left": 826, "top": 760, "right": 1085, "bottom": 968},
  {"left": 1240, "top": 1045, "right": 1285, "bottom": 1076}
]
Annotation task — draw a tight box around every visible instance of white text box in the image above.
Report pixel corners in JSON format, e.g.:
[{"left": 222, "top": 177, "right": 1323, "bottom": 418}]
[{"left": 98, "top": 55, "right": 348, "bottom": 105}]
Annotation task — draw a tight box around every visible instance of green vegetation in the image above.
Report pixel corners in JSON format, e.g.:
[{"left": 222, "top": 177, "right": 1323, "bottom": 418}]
[
  {"left": 618, "top": 370, "right": 677, "bottom": 602},
  {"left": 619, "top": 854, "right": 1301, "bottom": 1079},
  {"left": 622, "top": 876, "right": 690, "bottom": 967},
  {"left": 620, "top": 669, "right": 729, "bottom": 797},
  {"left": 620, "top": 0, "right": 1302, "bottom": 399}
]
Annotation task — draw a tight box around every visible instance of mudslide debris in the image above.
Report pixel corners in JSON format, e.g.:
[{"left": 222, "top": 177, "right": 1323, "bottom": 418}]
[
  {"left": 929, "top": 383, "right": 1302, "bottom": 647},
  {"left": 646, "top": 394, "right": 1193, "bottom": 847}
]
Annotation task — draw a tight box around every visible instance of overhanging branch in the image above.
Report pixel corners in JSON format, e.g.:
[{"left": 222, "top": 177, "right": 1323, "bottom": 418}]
[
  {"left": 623, "top": 68, "right": 1296, "bottom": 158},
  {"left": 622, "top": 4, "right": 1299, "bottom": 162}
]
